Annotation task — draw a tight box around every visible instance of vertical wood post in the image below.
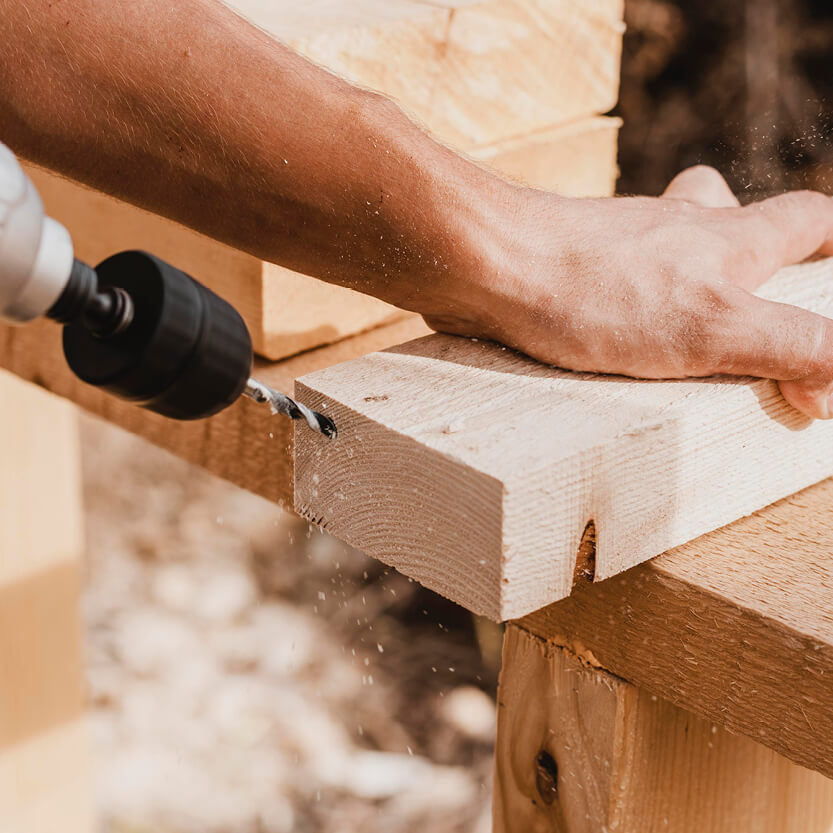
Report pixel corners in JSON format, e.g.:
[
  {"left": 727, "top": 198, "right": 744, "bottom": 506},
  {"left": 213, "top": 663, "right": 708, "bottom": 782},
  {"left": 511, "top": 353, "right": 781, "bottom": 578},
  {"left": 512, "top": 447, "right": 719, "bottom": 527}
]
[
  {"left": 494, "top": 624, "right": 833, "bottom": 833},
  {"left": 0, "top": 371, "right": 93, "bottom": 832}
]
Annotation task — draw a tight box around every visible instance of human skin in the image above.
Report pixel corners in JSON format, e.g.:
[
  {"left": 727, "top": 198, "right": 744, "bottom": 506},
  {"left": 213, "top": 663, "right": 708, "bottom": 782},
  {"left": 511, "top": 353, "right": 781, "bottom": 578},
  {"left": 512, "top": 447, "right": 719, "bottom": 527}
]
[{"left": 3, "top": 0, "right": 833, "bottom": 417}]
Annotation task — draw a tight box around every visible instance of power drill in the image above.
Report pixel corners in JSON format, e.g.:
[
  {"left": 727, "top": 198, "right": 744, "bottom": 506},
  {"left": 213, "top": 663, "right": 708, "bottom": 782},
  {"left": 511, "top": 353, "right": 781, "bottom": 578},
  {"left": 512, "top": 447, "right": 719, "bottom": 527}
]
[{"left": 0, "top": 142, "right": 335, "bottom": 436}]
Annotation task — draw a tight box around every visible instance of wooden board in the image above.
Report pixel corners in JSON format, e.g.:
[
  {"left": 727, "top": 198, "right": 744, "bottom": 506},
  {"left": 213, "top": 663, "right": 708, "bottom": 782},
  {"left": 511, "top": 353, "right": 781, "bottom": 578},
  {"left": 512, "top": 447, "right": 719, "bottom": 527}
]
[
  {"left": 494, "top": 627, "right": 833, "bottom": 833},
  {"left": 516, "top": 473, "right": 833, "bottom": 782},
  {"left": 28, "top": 114, "right": 619, "bottom": 360},
  {"left": 0, "top": 315, "right": 432, "bottom": 508},
  {"left": 229, "top": 0, "right": 624, "bottom": 149},
  {"left": 471, "top": 116, "right": 620, "bottom": 197},
  {"left": 0, "top": 372, "right": 93, "bottom": 832},
  {"left": 294, "top": 257, "right": 833, "bottom": 620},
  {"left": 425, "top": 0, "right": 624, "bottom": 148}
]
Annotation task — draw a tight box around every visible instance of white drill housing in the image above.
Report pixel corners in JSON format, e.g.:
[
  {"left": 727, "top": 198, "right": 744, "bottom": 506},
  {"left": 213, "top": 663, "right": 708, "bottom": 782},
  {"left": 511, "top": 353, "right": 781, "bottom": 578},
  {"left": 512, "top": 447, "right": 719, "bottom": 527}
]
[{"left": 0, "top": 142, "right": 74, "bottom": 323}]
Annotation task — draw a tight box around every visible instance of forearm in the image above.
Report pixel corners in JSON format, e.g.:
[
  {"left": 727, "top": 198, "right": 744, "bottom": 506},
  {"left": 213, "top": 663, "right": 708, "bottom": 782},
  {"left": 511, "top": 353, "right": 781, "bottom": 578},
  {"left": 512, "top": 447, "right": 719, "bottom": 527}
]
[{"left": 0, "top": 0, "right": 509, "bottom": 312}]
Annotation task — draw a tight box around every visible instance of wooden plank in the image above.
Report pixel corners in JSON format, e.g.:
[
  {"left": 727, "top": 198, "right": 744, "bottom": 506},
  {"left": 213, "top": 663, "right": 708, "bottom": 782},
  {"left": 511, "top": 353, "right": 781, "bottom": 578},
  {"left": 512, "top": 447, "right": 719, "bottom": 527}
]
[
  {"left": 471, "top": 115, "right": 620, "bottom": 197},
  {"left": 425, "top": 0, "right": 624, "bottom": 149},
  {"left": 0, "top": 315, "right": 432, "bottom": 508},
  {"left": 517, "top": 473, "right": 833, "bottom": 781},
  {"left": 0, "top": 372, "right": 93, "bottom": 832},
  {"left": 228, "top": 0, "right": 624, "bottom": 149},
  {"left": 494, "top": 627, "right": 833, "bottom": 833},
  {"left": 294, "top": 257, "right": 833, "bottom": 620}
]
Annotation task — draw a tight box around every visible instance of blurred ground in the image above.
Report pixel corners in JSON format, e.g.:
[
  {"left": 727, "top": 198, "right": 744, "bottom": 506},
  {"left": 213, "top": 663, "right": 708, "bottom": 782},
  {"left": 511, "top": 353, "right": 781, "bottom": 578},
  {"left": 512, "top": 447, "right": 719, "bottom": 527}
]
[{"left": 80, "top": 416, "right": 499, "bottom": 833}]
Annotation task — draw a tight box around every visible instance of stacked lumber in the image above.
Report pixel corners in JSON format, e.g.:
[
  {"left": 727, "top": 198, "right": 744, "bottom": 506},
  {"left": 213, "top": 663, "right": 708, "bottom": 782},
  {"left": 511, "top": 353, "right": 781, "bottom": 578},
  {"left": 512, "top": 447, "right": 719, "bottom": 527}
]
[
  {"left": 294, "top": 257, "right": 833, "bottom": 620},
  {"left": 0, "top": 372, "right": 92, "bottom": 832},
  {"left": 27, "top": 0, "right": 624, "bottom": 360}
]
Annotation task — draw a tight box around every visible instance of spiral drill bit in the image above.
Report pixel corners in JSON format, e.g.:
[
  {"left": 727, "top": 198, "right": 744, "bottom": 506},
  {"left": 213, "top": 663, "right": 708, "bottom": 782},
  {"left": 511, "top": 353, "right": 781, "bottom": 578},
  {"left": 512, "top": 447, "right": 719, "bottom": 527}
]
[{"left": 243, "top": 378, "right": 338, "bottom": 438}]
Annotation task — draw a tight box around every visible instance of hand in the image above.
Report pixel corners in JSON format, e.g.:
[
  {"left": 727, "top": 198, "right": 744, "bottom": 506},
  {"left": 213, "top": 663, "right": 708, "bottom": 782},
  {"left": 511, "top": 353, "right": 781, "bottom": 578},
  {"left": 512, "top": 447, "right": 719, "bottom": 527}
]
[{"left": 426, "top": 166, "right": 833, "bottom": 419}]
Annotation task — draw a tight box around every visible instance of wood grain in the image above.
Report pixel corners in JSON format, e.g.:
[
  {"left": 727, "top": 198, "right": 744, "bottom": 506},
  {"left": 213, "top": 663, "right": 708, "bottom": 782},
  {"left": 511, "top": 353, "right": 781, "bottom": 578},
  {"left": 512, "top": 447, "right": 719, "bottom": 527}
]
[
  {"left": 228, "top": 0, "right": 624, "bottom": 148},
  {"left": 0, "top": 316, "right": 431, "bottom": 508},
  {"left": 470, "top": 116, "right": 620, "bottom": 197},
  {"left": 428, "top": 0, "right": 624, "bottom": 148},
  {"left": 494, "top": 627, "right": 833, "bottom": 833},
  {"left": 295, "top": 258, "right": 833, "bottom": 620},
  {"left": 517, "top": 473, "right": 833, "bottom": 781},
  {"left": 0, "top": 373, "right": 93, "bottom": 831}
]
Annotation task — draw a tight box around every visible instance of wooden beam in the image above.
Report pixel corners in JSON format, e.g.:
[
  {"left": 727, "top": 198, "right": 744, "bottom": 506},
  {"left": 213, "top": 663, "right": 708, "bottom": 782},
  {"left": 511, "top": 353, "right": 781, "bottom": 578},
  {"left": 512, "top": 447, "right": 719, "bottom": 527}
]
[
  {"left": 0, "top": 315, "right": 432, "bottom": 508},
  {"left": 516, "top": 473, "right": 833, "bottom": 781},
  {"left": 229, "top": 0, "right": 624, "bottom": 150},
  {"left": 0, "top": 372, "right": 93, "bottom": 832},
  {"left": 494, "top": 627, "right": 833, "bottom": 833},
  {"left": 425, "top": 0, "right": 624, "bottom": 149},
  {"left": 471, "top": 116, "right": 620, "bottom": 197},
  {"left": 294, "top": 258, "right": 833, "bottom": 620}
]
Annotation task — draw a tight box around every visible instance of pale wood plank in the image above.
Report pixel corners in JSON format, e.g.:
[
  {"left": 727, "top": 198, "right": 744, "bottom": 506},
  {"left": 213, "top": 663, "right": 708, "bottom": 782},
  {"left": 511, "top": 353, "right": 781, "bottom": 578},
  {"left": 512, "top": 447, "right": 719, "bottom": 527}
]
[
  {"left": 494, "top": 626, "right": 833, "bottom": 833},
  {"left": 517, "top": 473, "right": 833, "bottom": 781},
  {"left": 470, "top": 116, "right": 620, "bottom": 197},
  {"left": 294, "top": 258, "right": 833, "bottom": 620},
  {"left": 228, "top": 0, "right": 624, "bottom": 149},
  {"left": 0, "top": 317, "right": 432, "bottom": 507},
  {"left": 427, "top": 0, "right": 624, "bottom": 149},
  {"left": 0, "top": 373, "right": 92, "bottom": 831}
]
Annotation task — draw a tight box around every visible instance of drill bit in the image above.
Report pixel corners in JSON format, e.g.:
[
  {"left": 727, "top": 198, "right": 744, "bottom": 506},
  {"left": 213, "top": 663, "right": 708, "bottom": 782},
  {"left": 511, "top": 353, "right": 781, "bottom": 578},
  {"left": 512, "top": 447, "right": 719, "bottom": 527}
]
[{"left": 243, "top": 377, "right": 337, "bottom": 438}]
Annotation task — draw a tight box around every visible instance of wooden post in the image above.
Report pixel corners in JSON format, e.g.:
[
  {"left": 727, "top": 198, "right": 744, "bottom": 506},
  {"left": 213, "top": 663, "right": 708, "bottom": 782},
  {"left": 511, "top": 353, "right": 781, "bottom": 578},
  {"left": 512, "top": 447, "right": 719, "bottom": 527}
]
[
  {"left": 494, "top": 625, "right": 833, "bottom": 833},
  {"left": 0, "top": 371, "right": 92, "bottom": 832}
]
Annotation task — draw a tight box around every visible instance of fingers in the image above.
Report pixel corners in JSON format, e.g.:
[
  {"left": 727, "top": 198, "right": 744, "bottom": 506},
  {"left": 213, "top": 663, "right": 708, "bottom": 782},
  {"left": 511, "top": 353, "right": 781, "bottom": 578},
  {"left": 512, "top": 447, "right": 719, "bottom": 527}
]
[
  {"left": 704, "top": 291, "right": 833, "bottom": 418},
  {"left": 662, "top": 165, "right": 740, "bottom": 208},
  {"left": 744, "top": 190, "right": 833, "bottom": 271}
]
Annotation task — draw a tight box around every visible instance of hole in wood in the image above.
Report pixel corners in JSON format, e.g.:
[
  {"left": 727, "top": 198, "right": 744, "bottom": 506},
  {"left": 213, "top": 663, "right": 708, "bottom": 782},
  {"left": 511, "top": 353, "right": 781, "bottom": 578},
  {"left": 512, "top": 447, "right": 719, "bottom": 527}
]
[
  {"left": 572, "top": 520, "right": 596, "bottom": 587},
  {"left": 535, "top": 749, "right": 559, "bottom": 805}
]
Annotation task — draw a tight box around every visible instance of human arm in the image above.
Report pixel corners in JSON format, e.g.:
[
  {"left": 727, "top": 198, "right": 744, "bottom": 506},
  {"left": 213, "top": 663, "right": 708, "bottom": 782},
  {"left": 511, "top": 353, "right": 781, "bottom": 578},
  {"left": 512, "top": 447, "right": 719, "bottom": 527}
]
[{"left": 4, "top": 0, "right": 833, "bottom": 417}]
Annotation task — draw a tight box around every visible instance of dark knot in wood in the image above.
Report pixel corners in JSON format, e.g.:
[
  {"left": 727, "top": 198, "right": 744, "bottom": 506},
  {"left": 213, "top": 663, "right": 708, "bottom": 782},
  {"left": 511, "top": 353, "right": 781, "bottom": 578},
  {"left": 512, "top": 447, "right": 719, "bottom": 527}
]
[{"left": 535, "top": 749, "right": 559, "bottom": 805}]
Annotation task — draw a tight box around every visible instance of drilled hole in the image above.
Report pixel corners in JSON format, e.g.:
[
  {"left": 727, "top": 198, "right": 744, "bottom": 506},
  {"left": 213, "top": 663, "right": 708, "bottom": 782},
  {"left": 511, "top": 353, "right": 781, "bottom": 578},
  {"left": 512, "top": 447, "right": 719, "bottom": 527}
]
[
  {"left": 535, "top": 750, "right": 559, "bottom": 805},
  {"left": 572, "top": 520, "right": 596, "bottom": 587}
]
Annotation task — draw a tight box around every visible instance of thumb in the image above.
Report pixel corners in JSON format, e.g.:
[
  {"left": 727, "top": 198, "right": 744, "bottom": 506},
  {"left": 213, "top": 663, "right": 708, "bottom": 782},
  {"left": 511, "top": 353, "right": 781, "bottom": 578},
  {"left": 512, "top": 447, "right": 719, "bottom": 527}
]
[
  {"left": 705, "top": 291, "right": 833, "bottom": 419},
  {"left": 778, "top": 377, "right": 833, "bottom": 420},
  {"left": 662, "top": 165, "right": 740, "bottom": 208}
]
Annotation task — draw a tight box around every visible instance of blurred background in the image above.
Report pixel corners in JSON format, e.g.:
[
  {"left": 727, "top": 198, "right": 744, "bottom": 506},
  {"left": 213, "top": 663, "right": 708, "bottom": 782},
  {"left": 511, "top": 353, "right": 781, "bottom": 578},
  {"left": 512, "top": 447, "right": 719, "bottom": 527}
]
[{"left": 83, "top": 1, "right": 833, "bottom": 831}]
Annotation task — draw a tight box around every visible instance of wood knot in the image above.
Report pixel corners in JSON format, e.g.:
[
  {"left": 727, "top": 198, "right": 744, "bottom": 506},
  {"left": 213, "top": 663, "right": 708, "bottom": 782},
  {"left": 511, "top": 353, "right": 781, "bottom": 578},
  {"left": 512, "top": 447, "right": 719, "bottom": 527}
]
[{"left": 535, "top": 749, "right": 559, "bottom": 805}]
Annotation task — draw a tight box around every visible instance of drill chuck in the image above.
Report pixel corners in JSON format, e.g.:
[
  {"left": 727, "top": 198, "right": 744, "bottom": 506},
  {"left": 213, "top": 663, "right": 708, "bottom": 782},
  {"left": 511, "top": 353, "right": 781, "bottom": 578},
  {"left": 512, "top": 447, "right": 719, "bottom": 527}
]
[{"left": 59, "top": 251, "right": 252, "bottom": 420}]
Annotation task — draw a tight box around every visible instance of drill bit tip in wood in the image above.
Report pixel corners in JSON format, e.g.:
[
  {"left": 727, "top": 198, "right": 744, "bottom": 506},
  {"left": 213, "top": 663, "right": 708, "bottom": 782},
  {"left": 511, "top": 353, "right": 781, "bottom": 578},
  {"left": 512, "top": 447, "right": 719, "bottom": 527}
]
[{"left": 243, "top": 377, "right": 337, "bottom": 439}]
